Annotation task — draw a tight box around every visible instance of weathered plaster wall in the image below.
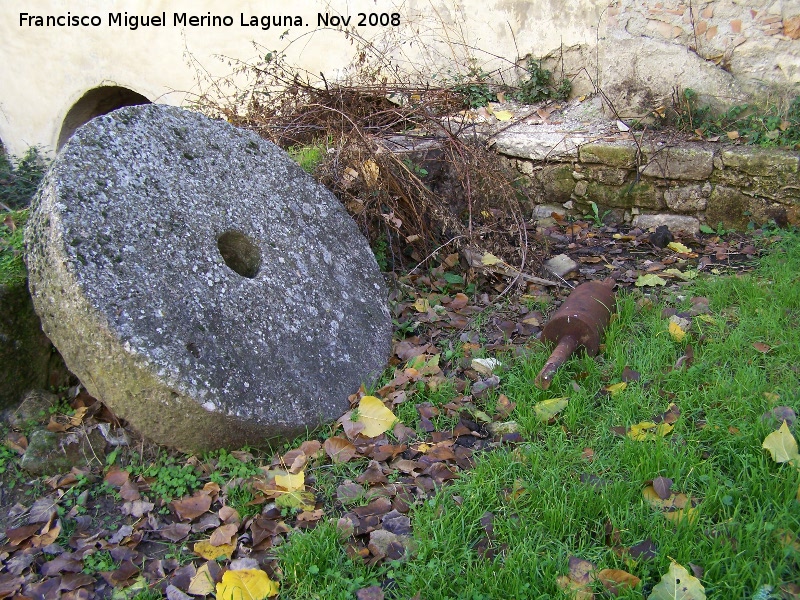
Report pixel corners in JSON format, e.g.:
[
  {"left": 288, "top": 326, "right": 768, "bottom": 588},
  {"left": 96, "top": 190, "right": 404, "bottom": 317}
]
[
  {"left": 0, "top": 0, "right": 603, "bottom": 156},
  {"left": 2, "top": 1, "right": 797, "bottom": 157}
]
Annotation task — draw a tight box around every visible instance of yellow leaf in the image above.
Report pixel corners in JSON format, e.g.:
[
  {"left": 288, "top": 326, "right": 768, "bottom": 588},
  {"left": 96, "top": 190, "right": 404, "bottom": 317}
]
[
  {"left": 493, "top": 110, "right": 514, "bottom": 121},
  {"left": 188, "top": 563, "right": 216, "bottom": 596},
  {"left": 481, "top": 252, "right": 502, "bottom": 266},
  {"left": 275, "top": 471, "right": 305, "bottom": 492},
  {"left": 275, "top": 490, "right": 316, "bottom": 511},
  {"left": 664, "top": 505, "right": 699, "bottom": 524},
  {"left": 361, "top": 159, "right": 380, "bottom": 186},
  {"left": 414, "top": 297, "right": 430, "bottom": 313},
  {"left": 216, "top": 568, "right": 280, "bottom": 600},
  {"left": 628, "top": 421, "right": 657, "bottom": 441},
  {"left": 669, "top": 321, "right": 686, "bottom": 342},
  {"left": 649, "top": 562, "right": 706, "bottom": 600},
  {"left": 656, "top": 422, "right": 675, "bottom": 437},
  {"left": 356, "top": 396, "right": 397, "bottom": 438},
  {"left": 762, "top": 421, "right": 800, "bottom": 464},
  {"left": 193, "top": 540, "right": 235, "bottom": 560},
  {"left": 667, "top": 241, "right": 691, "bottom": 253},
  {"left": 605, "top": 382, "right": 627, "bottom": 396},
  {"left": 534, "top": 397, "right": 569, "bottom": 422},
  {"left": 635, "top": 274, "right": 667, "bottom": 287},
  {"left": 727, "top": 130, "right": 740, "bottom": 140}
]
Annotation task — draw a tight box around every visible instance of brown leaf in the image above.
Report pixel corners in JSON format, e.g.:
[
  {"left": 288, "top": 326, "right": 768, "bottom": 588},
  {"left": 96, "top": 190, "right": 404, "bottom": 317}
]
[
  {"left": 5, "top": 523, "right": 41, "bottom": 546},
  {"left": 356, "top": 461, "right": 389, "bottom": 485},
  {"left": 281, "top": 449, "right": 308, "bottom": 473},
  {"left": 621, "top": 367, "right": 641, "bottom": 382},
  {"left": 753, "top": 342, "right": 771, "bottom": 353},
  {"left": 209, "top": 523, "right": 239, "bottom": 546},
  {"left": 324, "top": 437, "right": 357, "bottom": 464},
  {"left": 119, "top": 479, "right": 141, "bottom": 502},
  {"left": 652, "top": 477, "right": 673, "bottom": 500},
  {"left": 449, "top": 293, "right": 469, "bottom": 311},
  {"left": 337, "top": 481, "right": 366, "bottom": 505},
  {"left": 172, "top": 491, "right": 213, "bottom": 522},
  {"left": 101, "top": 559, "right": 139, "bottom": 587},
  {"left": 297, "top": 509, "right": 324, "bottom": 523},
  {"left": 356, "top": 585, "right": 385, "bottom": 600},
  {"left": 339, "top": 412, "right": 366, "bottom": 439},
  {"left": 104, "top": 466, "right": 130, "bottom": 488},
  {"left": 0, "top": 574, "right": 23, "bottom": 598},
  {"left": 597, "top": 569, "right": 641, "bottom": 595},
  {"left": 495, "top": 394, "right": 516, "bottom": 418},
  {"left": 568, "top": 555, "right": 596, "bottom": 584},
  {"left": 158, "top": 522, "right": 192, "bottom": 542}
]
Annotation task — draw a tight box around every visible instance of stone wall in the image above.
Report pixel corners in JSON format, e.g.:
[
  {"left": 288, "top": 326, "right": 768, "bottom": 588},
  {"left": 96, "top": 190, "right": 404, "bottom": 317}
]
[
  {"left": 505, "top": 138, "right": 799, "bottom": 233},
  {"left": 552, "top": 0, "right": 800, "bottom": 120}
]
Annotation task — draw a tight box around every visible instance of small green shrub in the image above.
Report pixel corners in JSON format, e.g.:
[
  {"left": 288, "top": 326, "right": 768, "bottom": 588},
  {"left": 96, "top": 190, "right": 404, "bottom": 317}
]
[
  {"left": 451, "top": 65, "right": 497, "bottom": 108},
  {"left": 512, "top": 58, "right": 571, "bottom": 104},
  {"left": 0, "top": 147, "right": 47, "bottom": 209}
]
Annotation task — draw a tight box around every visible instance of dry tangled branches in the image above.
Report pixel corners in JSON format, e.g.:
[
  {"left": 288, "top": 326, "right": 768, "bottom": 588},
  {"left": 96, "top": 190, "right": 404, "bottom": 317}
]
[{"left": 188, "top": 33, "right": 548, "bottom": 288}]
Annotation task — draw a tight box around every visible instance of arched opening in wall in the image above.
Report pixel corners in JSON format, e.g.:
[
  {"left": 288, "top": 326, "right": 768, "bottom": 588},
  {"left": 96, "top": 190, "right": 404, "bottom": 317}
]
[{"left": 57, "top": 86, "right": 151, "bottom": 149}]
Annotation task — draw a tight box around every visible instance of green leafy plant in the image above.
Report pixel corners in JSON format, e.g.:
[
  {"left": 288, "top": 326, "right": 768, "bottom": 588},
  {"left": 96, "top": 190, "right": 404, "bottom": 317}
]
[
  {"left": 128, "top": 455, "right": 201, "bottom": 502},
  {"left": 0, "top": 443, "right": 18, "bottom": 475},
  {"left": 700, "top": 221, "right": 731, "bottom": 236},
  {"left": 401, "top": 157, "right": 429, "bottom": 178},
  {"left": 584, "top": 201, "right": 610, "bottom": 227},
  {"left": 449, "top": 65, "right": 497, "bottom": 108},
  {"left": 512, "top": 57, "right": 571, "bottom": 104},
  {"left": 0, "top": 147, "right": 48, "bottom": 210},
  {"left": 82, "top": 550, "right": 119, "bottom": 575},
  {"left": 372, "top": 234, "right": 389, "bottom": 271}
]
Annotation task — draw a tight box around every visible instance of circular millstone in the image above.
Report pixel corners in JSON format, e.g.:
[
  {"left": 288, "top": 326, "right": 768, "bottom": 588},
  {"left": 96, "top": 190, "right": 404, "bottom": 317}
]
[{"left": 25, "top": 105, "right": 392, "bottom": 452}]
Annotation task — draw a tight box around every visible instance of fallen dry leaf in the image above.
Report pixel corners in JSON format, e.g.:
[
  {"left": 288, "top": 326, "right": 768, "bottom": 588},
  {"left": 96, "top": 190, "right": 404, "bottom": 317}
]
[
  {"left": 193, "top": 540, "right": 235, "bottom": 561},
  {"left": 216, "top": 568, "right": 279, "bottom": 599},
  {"left": 762, "top": 421, "right": 799, "bottom": 464},
  {"left": 324, "top": 436, "right": 357, "bottom": 464},
  {"left": 649, "top": 561, "right": 706, "bottom": 599},
  {"left": 356, "top": 396, "right": 398, "bottom": 438},
  {"left": 172, "top": 490, "right": 213, "bottom": 522}
]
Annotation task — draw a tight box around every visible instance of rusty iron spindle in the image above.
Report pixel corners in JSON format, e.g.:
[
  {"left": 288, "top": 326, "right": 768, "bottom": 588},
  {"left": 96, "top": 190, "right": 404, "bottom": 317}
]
[{"left": 534, "top": 278, "right": 616, "bottom": 389}]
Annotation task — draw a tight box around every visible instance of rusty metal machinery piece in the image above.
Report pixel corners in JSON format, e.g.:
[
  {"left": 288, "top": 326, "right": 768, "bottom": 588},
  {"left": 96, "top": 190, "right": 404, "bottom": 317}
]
[{"left": 535, "top": 279, "right": 616, "bottom": 389}]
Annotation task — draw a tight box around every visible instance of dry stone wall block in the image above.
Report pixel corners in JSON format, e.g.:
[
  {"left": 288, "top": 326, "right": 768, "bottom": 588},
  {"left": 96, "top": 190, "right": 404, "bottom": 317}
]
[
  {"left": 719, "top": 147, "right": 799, "bottom": 177},
  {"left": 578, "top": 142, "right": 639, "bottom": 168},
  {"left": 632, "top": 214, "right": 700, "bottom": 234},
  {"left": 664, "top": 185, "right": 709, "bottom": 213},
  {"left": 25, "top": 104, "right": 392, "bottom": 452},
  {"left": 640, "top": 146, "right": 714, "bottom": 180}
]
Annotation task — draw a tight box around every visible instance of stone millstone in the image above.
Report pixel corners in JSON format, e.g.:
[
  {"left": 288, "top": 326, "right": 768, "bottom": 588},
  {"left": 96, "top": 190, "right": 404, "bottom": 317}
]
[{"left": 25, "top": 104, "right": 392, "bottom": 452}]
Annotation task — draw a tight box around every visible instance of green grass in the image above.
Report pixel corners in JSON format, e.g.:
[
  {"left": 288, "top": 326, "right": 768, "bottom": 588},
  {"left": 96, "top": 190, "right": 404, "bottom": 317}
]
[
  {"left": 676, "top": 89, "right": 800, "bottom": 148},
  {"left": 288, "top": 143, "right": 326, "bottom": 174},
  {"left": 277, "top": 230, "right": 800, "bottom": 598},
  {"left": 0, "top": 208, "right": 29, "bottom": 285}
]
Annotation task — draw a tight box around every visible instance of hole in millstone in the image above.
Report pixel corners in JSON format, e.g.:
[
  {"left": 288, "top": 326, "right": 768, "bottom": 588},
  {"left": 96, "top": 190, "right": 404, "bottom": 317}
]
[{"left": 217, "top": 230, "right": 262, "bottom": 278}]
